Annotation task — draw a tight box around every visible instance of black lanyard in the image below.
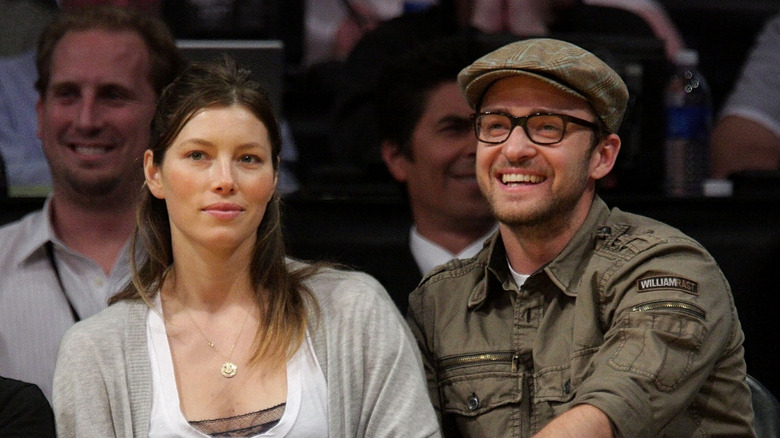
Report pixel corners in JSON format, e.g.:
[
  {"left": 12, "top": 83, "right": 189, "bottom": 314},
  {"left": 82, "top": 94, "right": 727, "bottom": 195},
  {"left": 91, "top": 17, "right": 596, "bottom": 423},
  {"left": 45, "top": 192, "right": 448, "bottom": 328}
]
[{"left": 44, "top": 241, "right": 81, "bottom": 322}]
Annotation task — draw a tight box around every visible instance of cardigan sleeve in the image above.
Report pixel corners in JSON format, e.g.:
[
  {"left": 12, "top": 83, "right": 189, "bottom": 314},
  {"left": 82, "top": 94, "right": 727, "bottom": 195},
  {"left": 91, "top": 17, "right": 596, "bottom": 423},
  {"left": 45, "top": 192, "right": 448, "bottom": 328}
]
[
  {"left": 52, "top": 303, "right": 139, "bottom": 438},
  {"left": 308, "top": 267, "right": 441, "bottom": 437}
]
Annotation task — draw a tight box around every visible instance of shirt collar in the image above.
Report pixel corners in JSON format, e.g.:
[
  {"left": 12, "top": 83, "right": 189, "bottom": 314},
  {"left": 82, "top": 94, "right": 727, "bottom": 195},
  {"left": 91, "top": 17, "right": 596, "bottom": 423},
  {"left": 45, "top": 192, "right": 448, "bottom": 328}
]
[
  {"left": 409, "top": 224, "right": 497, "bottom": 276},
  {"left": 16, "top": 196, "right": 58, "bottom": 264},
  {"left": 15, "top": 196, "right": 139, "bottom": 277}
]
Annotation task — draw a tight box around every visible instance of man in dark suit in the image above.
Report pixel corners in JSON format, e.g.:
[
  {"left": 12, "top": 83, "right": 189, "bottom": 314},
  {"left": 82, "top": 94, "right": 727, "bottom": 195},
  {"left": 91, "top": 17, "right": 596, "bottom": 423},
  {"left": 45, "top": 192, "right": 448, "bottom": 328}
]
[{"left": 373, "top": 37, "right": 497, "bottom": 313}]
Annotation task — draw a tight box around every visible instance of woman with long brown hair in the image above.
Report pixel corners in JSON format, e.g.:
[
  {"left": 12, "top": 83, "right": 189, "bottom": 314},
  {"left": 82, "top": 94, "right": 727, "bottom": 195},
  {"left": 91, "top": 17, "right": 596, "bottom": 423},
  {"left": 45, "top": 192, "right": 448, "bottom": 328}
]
[{"left": 52, "top": 57, "right": 439, "bottom": 437}]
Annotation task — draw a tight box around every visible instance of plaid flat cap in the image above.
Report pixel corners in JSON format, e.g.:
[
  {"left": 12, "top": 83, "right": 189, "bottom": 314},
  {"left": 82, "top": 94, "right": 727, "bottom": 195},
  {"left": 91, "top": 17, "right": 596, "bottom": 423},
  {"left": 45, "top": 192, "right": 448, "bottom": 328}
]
[{"left": 458, "top": 38, "right": 629, "bottom": 133}]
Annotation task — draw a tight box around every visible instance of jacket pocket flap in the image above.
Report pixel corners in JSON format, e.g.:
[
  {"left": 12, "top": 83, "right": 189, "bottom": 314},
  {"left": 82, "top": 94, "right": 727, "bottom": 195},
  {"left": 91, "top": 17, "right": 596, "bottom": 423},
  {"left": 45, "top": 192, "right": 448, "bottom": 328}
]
[
  {"left": 439, "top": 372, "right": 522, "bottom": 417},
  {"left": 535, "top": 366, "right": 576, "bottom": 403}
]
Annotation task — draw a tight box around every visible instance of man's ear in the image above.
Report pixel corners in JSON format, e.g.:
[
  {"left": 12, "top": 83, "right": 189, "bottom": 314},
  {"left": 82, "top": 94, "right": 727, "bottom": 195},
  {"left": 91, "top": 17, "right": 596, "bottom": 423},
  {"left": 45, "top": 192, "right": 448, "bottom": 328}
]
[
  {"left": 589, "top": 133, "right": 621, "bottom": 180},
  {"left": 144, "top": 150, "right": 165, "bottom": 199},
  {"left": 380, "top": 140, "right": 411, "bottom": 183}
]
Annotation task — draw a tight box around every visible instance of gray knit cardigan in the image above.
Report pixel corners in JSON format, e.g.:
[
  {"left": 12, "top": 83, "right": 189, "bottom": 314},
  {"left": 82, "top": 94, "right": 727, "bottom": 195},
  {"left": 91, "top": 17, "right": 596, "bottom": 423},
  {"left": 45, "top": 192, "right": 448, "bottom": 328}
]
[{"left": 52, "top": 263, "right": 441, "bottom": 437}]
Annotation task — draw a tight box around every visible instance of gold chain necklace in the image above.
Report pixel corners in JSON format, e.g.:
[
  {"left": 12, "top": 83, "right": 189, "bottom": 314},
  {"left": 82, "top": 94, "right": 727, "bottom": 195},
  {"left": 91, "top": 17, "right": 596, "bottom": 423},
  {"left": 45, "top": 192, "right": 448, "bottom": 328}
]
[{"left": 182, "top": 304, "right": 251, "bottom": 378}]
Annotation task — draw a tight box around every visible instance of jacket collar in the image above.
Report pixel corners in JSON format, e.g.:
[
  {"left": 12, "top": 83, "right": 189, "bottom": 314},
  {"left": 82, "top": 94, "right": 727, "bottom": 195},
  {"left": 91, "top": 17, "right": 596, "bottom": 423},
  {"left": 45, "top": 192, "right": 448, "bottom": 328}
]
[
  {"left": 467, "top": 232, "right": 511, "bottom": 309},
  {"left": 468, "top": 196, "right": 612, "bottom": 309}
]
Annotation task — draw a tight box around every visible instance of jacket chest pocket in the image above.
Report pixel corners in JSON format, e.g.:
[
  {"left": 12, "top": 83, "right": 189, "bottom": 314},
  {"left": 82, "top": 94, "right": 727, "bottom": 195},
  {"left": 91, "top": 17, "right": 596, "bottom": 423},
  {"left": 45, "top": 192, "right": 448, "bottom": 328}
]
[{"left": 437, "top": 351, "right": 523, "bottom": 417}]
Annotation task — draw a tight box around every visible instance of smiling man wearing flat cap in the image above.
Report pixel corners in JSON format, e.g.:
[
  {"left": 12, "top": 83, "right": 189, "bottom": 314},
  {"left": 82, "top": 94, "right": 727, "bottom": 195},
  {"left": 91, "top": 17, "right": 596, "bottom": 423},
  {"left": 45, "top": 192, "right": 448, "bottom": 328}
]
[{"left": 406, "top": 38, "right": 755, "bottom": 438}]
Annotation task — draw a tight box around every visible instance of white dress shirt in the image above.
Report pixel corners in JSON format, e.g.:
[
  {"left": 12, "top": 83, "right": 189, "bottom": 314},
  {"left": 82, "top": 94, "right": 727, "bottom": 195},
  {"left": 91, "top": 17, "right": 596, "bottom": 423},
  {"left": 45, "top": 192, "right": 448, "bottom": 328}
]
[{"left": 0, "top": 197, "right": 132, "bottom": 401}]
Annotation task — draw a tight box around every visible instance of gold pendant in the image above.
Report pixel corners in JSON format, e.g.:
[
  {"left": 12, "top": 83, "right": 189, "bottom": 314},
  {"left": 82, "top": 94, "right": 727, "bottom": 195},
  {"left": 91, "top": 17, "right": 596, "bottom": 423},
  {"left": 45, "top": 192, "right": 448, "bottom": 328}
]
[{"left": 221, "top": 361, "right": 237, "bottom": 378}]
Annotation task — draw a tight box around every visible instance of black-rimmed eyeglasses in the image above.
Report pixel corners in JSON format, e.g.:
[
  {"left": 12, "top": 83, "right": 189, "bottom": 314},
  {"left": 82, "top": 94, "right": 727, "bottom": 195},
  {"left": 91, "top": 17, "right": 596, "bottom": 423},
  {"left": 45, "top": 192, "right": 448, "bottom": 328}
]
[{"left": 471, "top": 112, "right": 602, "bottom": 145}]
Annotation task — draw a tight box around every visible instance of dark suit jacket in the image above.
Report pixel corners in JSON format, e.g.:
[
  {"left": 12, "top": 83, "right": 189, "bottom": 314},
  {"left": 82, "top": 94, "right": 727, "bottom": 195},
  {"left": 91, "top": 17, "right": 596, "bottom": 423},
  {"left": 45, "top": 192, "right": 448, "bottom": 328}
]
[
  {"left": 0, "top": 376, "right": 55, "bottom": 437},
  {"left": 352, "top": 241, "right": 422, "bottom": 316}
]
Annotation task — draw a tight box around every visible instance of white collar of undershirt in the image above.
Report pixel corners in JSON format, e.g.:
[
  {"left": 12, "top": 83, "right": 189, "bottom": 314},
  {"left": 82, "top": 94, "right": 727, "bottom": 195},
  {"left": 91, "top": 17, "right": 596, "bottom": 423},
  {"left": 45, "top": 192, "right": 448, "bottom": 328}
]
[
  {"left": 409, "top": 224, "right": 497, "bottom": 276},
  {"left": 507, "top": 258, "right": 530, "bottom": 289}
]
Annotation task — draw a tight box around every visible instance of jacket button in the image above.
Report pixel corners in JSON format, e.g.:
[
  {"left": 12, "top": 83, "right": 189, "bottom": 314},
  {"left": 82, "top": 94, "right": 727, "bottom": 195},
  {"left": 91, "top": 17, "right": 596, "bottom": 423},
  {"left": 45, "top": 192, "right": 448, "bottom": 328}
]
[
  {"left": 596, "top": 226, "right": 612, "bottom": 239},
  {"left": 563, "top": 380, "right": 571, "bottom": 395},
  {"left": 468, "top": 393, "right": 480, "bottom": 411}
]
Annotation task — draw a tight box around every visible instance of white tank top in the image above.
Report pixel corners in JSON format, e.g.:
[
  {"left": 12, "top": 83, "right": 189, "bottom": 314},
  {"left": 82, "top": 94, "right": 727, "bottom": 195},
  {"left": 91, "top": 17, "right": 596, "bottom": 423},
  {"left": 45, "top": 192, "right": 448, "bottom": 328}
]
[{"left": 146, "top": 300, "right": 328, "bottom": 437}]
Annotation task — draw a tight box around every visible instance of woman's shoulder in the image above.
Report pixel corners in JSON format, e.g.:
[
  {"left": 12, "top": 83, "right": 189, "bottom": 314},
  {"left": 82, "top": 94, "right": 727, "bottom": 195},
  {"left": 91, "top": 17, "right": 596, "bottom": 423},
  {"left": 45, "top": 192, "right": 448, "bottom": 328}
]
[
  {"left": 290, "top": 260, "right": 387, "bottom": 302},
  {"left": 291, "top": 260, "right": 414, "bottom": 362},
  {"left": 287, "top": 258, "right": 399, "bottom": 319}
]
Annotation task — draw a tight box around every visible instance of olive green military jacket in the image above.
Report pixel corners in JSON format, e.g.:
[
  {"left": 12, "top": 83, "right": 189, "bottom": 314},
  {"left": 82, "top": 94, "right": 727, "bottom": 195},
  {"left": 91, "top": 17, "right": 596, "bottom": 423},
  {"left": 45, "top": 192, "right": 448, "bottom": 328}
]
[{"left": 407, "top": 196, "right": 755, "bottom": 438}]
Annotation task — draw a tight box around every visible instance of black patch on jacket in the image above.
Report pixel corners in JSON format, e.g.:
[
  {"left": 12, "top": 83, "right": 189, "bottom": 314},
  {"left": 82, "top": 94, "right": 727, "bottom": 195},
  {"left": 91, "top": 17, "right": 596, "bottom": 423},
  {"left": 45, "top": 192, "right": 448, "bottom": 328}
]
[{"left": 636, "top": 276, "right": 699, "bottom": 296}]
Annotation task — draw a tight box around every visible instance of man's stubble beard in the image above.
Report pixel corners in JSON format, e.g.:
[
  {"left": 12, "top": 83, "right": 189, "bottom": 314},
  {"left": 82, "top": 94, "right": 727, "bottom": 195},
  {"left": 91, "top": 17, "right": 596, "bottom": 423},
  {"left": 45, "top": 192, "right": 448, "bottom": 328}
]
[{"left": 484, "top": 166, "right": 591, "bottom": 236}]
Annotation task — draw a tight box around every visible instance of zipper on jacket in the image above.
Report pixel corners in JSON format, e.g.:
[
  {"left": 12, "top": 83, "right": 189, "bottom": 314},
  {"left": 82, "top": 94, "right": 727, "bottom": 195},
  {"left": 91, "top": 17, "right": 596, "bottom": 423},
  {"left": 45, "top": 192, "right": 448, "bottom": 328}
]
[
  {"left": 630, "top": 300, "right": 706, "bottom": 320},
  {"left": 438, "top": 351, "right": 521, "bottom": 372}
]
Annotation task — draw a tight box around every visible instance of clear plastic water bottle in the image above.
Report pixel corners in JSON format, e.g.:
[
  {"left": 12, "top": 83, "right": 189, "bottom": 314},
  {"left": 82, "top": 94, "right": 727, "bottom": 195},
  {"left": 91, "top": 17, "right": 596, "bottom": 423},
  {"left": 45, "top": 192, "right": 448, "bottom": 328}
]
[{"left": 664, "top": 49, "right": 712, "bottom": 197}]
